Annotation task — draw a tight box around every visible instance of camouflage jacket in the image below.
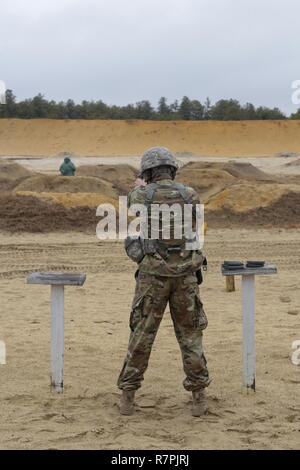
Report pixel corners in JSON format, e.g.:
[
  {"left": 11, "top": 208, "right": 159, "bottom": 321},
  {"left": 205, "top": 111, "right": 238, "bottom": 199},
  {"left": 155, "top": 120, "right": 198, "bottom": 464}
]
[{"left": 127, "top": 178, "right": 204, "bottom": 277}]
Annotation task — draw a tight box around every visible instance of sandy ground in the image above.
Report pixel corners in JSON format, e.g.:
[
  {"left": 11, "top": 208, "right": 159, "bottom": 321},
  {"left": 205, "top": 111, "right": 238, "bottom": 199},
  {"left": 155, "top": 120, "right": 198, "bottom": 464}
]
[
  {"left": 0, "top": 228, "right": 299, "bottom": 450},
  {"left": 1, "top": 119, "right": 300, "bottom": 157}
]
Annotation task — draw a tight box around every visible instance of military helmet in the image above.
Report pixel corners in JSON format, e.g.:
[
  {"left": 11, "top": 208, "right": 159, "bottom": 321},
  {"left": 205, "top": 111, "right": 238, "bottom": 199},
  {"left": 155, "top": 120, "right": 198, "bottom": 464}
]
[{"left": 139, "top": 147, "right": 178, "bottom": 176}]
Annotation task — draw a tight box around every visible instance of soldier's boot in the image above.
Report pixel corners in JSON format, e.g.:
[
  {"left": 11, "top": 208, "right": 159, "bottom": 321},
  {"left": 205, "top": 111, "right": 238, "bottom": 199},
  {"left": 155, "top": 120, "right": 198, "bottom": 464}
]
[
  {"left": 120, "top": 390, "right": 135, "bottom": 416},
  {"left": 192, "top": 389, "right": 208, "bottom": 417}
]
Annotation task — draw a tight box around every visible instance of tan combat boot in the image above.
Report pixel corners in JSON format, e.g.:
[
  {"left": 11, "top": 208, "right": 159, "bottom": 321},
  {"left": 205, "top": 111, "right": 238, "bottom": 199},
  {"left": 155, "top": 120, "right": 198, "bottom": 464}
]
[
  {"left": 120, "top": 390, "right": 135, "bottom": 416},
  {"left": 192, "top": 389, "right": 208, "bottom": 417}
]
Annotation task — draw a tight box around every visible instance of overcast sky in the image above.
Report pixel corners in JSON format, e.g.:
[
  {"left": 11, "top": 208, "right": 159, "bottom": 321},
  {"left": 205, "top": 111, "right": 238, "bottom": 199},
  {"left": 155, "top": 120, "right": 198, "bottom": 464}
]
[{"left": 0, "top": 0, "right": 299, "bottom": 114}]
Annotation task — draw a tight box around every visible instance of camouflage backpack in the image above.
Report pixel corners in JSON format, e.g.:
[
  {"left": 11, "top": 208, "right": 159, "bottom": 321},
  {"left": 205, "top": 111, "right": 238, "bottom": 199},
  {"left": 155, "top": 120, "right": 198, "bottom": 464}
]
[{"left": 124, "top": 181, "right": 197, "bottom": 263}]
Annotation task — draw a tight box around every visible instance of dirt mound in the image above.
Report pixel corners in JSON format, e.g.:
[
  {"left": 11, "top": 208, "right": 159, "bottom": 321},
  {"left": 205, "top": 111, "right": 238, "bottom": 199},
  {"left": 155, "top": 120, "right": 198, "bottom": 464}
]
[
  {"left": 178, "top": 168, "right": 236, "bottom": 200},
  {"left": 177, "top": 161, "right": 273, "bottom": 201},
  {"left": 0, "top": 160, "right": 32, "bottom": 190},
  {"left": 276, "top": 151, "right": 299, "bottom": 158},
  {"left": 207, "top": 191, "right": 300, "bottom": 228},
  {"left": 77, "top": 164, "right": 137, "bottom": 194},
  {"left": 14, "top": 174, "right": 118, "bottom": 198},
  {"left": 16, "top": 191, "right": 117, "bottom": 209},
  {"left": 206, "top": 183, "right": 299, "bottom": 213},
  {"left": 0, "top": 159, "right": 299, "bottom": 232},
  {"left": 286, "top": 158, "right": 300, "bottom": 167},
  {"left": 0, "top": 193, "right": 99, "bottom": 233},
  {"left": 223, "top": 161, "right": 272, "bottom": 180},
  {"left": 179, "top": 160, "right": 271, "bottom": 181},
  {"left": 1, "top": 119, "right": 300, "bottom": 157}
]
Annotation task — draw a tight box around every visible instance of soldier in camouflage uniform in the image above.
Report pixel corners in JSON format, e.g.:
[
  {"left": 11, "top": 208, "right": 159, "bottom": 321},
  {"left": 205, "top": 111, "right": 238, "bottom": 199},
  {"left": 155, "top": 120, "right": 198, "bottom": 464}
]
[{"left": 118, "top": 147, "right": 210, "bottom": 416}]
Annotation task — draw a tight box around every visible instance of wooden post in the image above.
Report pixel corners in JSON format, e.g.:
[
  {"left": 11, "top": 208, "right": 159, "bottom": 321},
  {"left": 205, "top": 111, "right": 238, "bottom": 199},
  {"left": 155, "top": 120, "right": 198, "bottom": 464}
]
[
  {"left": 51, "top": 285, "right": 64, "bottom": 393},
  {"left": 221, "top": 264, "right": 277, "bottom": 391},
  {"left": 226, "top": 275, "right": 235, "bottom": 292},
  {"left": 242, "top": 275, "right": 256, "bottom": 392},
  {"left": 27, "top": 272, "right": 86, "bottom": 393}
]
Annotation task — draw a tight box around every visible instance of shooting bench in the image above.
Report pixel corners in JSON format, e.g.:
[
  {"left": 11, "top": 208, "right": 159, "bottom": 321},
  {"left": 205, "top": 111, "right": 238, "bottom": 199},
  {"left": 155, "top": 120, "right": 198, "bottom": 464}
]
[
  {"left": 27, "top": 272, "right": 86, "bottom": 393},
  {"left": 222, "top": 264, "right": 277, "bottom": 392}
]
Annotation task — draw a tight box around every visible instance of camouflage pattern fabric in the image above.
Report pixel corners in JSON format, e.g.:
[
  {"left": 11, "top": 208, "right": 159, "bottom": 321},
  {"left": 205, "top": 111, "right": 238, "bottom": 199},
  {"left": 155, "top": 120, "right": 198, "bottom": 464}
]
[
  {"left": 127, "top": 178, "right": 204, "bottom": 277},
  {"left": 139, "top": 146, "right": 178, "bottom": 176},
  {"left": 117, "top": 272, "right": 210, "bottom": 392},
  {"left": 119, "top": 163, "right": 210, "bottom": 393}
]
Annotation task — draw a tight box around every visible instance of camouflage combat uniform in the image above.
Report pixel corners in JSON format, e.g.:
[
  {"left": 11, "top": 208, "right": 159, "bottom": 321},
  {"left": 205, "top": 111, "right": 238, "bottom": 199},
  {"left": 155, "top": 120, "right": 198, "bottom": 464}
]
[{"left": 117, "top": 177, "right": 210, "bottom": 392}]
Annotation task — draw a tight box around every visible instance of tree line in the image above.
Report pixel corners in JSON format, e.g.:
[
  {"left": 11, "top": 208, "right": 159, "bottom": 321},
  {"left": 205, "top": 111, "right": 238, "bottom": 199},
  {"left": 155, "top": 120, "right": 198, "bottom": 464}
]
[{"left": 1, "top": 89, "right": 299, "bottom": 120}]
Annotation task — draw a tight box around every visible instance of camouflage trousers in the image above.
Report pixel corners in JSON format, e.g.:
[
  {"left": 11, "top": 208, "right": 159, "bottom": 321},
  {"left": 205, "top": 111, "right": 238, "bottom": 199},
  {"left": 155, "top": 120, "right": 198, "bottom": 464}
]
[{"left": 117, "top": 272, "right": 210, "bottom": 392}]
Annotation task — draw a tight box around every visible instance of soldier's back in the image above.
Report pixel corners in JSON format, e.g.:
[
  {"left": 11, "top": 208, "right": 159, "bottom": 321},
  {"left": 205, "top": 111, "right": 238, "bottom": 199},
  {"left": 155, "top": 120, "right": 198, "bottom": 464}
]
[{"left": 128, "top": 179, "right": 203, "bottom": 277}]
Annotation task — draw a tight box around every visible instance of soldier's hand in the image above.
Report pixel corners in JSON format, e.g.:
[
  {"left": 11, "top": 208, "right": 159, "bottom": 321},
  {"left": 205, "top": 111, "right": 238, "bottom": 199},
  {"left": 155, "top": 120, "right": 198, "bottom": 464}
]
[{"left": 135, "top": 178, "right": 147, "bottom": 187}]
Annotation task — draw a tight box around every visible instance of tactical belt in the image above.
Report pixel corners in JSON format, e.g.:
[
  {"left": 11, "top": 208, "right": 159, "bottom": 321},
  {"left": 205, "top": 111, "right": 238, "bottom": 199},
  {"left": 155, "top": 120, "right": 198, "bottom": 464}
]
[{"left": 154, "top": 240, "right": 185, "bottom": 258}]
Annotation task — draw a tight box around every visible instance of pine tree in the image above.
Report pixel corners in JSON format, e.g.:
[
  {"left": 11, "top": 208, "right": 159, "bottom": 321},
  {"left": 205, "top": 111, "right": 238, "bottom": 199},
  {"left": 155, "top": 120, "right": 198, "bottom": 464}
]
[
  {"left": 158, "top": 97, "right": 170, "bottom": 119},
  {"left": 179, "top": 96, "right": 192, "bottom": 120}
]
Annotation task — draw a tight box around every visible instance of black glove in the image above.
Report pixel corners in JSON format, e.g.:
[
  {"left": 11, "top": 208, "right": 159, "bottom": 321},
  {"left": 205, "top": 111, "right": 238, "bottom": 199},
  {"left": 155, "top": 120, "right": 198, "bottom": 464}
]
[{"left": 196, "top": 269, "right": 203, "bottom": 285}]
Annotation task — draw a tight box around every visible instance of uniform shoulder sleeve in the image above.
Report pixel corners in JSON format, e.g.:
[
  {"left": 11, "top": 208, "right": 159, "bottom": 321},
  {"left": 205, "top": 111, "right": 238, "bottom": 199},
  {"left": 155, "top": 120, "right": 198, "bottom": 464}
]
[
  {"left": 184, "top": 185, "right": 201, "bottom": 205},
  {"left": 127, "top": 186, "right": 147, "bottom": 208}
]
